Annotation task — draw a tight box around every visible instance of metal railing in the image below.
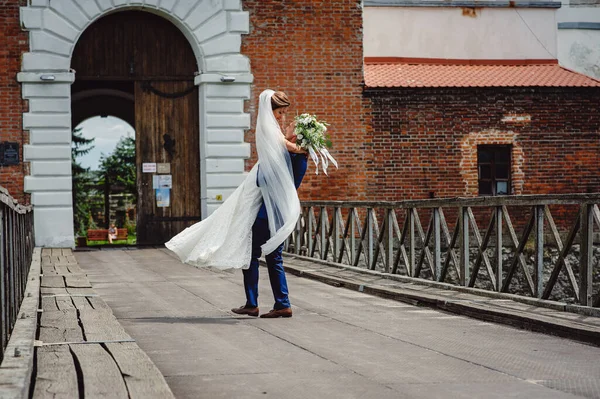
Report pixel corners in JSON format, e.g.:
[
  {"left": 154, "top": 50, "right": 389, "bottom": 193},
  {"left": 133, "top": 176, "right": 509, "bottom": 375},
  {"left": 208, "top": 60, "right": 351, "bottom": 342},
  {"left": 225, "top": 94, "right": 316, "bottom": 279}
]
[
  {"left": 284, "top": 194, "right": 600, "bottom": 307},
  {"left": 0, "top": 186, "right": 34, "bottom": 362}
]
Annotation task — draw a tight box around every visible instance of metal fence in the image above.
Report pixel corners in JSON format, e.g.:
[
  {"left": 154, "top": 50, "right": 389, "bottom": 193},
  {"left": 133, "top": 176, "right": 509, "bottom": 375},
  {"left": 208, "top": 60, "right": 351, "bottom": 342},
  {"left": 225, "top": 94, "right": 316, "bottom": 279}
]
[
  {"left": 0, "top": 186, "right": 34, "bottom": 363},
  {"left": 284, "top": 194, "right": 600, "bottom": 307}
]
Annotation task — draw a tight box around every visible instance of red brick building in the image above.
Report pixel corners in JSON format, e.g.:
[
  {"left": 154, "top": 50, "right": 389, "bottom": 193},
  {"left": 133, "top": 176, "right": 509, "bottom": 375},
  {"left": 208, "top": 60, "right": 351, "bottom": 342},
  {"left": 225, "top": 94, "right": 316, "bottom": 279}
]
[
  {"left": 241, "top": 1, "right": 368, "bottom": 201},
  {"left": 363, "top": 60, "right": 600, "bottom": 201}
]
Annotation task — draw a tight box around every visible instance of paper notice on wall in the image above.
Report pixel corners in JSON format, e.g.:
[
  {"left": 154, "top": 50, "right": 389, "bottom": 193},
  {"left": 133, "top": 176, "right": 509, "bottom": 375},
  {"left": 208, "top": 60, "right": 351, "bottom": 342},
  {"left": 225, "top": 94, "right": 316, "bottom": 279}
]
[
  {"left": 152, "top": 174, "right": 172, "bottom": 189},
  {"left": 143, "top": 163, "right": 157, "bottom": 173},
  {"left": 156, "top": 188, "right": 170, "bottom": 207},
  {"left": 158, "top": 175, "right": 172, "bottom": 188},
  {"left": 157, "top": 163, "right": 171, "bottom": 174}
]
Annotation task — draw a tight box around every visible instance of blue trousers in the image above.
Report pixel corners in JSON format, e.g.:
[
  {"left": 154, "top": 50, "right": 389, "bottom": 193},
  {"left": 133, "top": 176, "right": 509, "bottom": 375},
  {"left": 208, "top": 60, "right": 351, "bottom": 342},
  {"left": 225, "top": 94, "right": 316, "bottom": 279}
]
[{"left": 242, "top": 217, "right": 290, "bottom": 310}]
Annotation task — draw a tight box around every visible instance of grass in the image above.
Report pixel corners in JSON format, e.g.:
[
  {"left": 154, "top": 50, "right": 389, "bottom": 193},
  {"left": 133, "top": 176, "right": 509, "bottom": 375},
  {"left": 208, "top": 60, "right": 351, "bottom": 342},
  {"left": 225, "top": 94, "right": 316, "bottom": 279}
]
[{"left": 86, "top": 235, "right": 137, "bottom": 246}]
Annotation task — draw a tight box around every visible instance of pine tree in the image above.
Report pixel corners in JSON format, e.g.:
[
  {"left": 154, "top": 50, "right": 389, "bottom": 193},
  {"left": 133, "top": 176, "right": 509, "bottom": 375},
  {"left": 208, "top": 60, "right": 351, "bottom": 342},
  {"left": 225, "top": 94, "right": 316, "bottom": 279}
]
[{"left": 72, "top": 127, "right": 95, "bottom": 237}]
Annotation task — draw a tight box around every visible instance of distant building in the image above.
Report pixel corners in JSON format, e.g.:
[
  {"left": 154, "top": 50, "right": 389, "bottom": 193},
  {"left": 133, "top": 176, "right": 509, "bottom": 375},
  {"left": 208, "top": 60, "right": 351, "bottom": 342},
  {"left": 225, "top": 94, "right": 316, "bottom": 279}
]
[{"left": 363, "top": 0, "right": 600, "bottom": 201}]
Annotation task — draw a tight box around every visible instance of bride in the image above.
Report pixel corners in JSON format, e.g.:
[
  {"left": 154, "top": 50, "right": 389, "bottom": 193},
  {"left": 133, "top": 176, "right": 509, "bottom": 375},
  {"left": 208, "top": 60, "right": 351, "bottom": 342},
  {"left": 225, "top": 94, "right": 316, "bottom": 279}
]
[{"left": 165, "top": 89, "right": 306, "bottom": 273}]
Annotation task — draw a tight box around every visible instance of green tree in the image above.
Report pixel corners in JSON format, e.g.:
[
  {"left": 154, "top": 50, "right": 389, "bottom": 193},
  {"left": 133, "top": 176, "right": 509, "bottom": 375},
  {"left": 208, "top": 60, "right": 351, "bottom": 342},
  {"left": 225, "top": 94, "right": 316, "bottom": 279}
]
[
  {"left": 98, "top": 136, "right": 136, "bottom": 227},
  {"left": 71, "top": 127, "right": 95, "bottom": 236}
]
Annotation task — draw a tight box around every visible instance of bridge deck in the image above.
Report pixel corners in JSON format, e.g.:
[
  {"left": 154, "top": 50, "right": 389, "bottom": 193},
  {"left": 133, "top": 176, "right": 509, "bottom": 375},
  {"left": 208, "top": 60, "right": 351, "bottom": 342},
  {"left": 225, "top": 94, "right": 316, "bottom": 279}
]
[{"left": 74, "top": 248, "right": 600, "bottom": 399}]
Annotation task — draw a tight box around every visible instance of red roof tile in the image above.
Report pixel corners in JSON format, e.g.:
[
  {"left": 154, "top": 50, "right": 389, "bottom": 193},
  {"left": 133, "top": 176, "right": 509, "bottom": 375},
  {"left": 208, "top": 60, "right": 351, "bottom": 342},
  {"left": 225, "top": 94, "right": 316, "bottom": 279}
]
[{"left": 364, "top": 61, "right": 600, "bottom": 88}]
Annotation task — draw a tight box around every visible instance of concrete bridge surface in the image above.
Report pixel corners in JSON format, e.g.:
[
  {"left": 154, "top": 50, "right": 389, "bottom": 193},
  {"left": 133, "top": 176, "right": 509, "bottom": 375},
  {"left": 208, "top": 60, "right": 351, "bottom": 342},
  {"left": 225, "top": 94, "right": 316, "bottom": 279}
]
[{"left": 75, "top": 248, "right": 600, "bottom": 399}]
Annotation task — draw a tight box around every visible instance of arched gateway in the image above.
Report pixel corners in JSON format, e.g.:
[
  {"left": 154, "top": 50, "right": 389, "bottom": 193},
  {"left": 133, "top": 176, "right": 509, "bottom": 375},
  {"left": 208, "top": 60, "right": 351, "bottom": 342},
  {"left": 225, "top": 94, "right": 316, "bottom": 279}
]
[{"left": 19, "top": 1, "right": 253, "bottom": 247}]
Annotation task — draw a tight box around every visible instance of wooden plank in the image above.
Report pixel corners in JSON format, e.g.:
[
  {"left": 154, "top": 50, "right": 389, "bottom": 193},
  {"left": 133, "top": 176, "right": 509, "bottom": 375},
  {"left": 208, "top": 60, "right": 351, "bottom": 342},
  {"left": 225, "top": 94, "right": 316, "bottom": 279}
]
[
  {"left": 105, "top": 342, "right": 175, "bottom": 398},
  {"left": 66, "top": 287, "right": 97, "bottom": 296},
  {"left": 88, "top": 297, "right": 110, "bottom": 310},
  {"left": 67, "top": 264, "right": 84, "bottom": 274},
  {"left": 65, "top": 275, "right": 93, "bottom": 289},
  {"left": 78, "top": 309, "right": 132, "bottom": 341},
  {"left": 39, "top": 310, "right": 84, "bottom": 343},
  {"left": 72, "top": 296, "right": 95, "bottom": 310},
  {"left": 57, "top": 255, "right": 69, "bottom": 265},
  {"left": 61, "top": 248, "right": 73, "bottom": 256},
  {"left": 41, "top": 296, "right": 59, "bottom": 312},
  {"left": 41, "top": 276, "right": 65, "bottom": 288},
  {"left": 66, "top": 255, "right": 77, "bottom": 264},
  {"left": 41, "top": 255, "right": 52, "bottom": 266},
  {"left": 33, "top": 346, "right": 79, "bottom": 398},
  {"left": 50, "top": 248, "right": 62, "bottom": 257},
  {"left": 41, "top": 248, "right": 52, "bottom": 257},
  {"left": 41, "top": 265, "right": 58, "bottom": 275},
  {"left": 70, "top": 344, "right": 129, "bottom": 399},
  {"left": 54, "top": 265, "right": 70, "bottom": 275},
  {"left": 40, "top": 287, "right": 68, "bottom": 296},
  {"left": 55, "top": 296, "right": 76, "bottom": 311}
]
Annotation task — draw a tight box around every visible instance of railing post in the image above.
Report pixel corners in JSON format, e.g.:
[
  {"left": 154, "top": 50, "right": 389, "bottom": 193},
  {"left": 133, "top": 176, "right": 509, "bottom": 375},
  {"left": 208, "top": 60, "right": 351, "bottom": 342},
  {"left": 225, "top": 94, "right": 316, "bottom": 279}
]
[
  {"left": 320, "top": 206, "right": 327, "bottom": 260},
  {"left": 433, "top": 208, "right": 441, "bottom": 281},
  {"left": 534, "top": 205, "right": 544, "bottom": 298},
  {"left": 295, "top": 213, "right": 301, "bottom": 255},
  {"left": 580, "top": 204, "right": 593, "bottom": 306},
  {"left": 308, "top": 206, "right": 313, "bottom": 257},
  {"left": 459, "top": 207, "right": 470, "bottom": 286},
  {"left": 385, "top": 209, "right": 393, "bottom": 274},
  {"left": 409, "top": 208, "right": 415, "bottom": 277},
  {"left": 333, "top": 207, "right": 339, "bottom": 263},
  {"left": 367, "top": 208, "right": 374, "bottom": 270},
  {"left": 350, "top": 209, "right": 356, "bottom": 266},
  {"left": 0, "top": 206, "right": 5, "bottom": 353},
  {"left": 495, "top": 206, "right": 503, "bottom": 292}
]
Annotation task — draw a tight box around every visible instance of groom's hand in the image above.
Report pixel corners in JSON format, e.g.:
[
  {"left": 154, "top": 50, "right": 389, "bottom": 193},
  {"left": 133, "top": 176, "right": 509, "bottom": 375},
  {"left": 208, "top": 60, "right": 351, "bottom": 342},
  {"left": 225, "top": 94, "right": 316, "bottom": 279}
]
[{"left": 284, "top": 121, "right": 297, "bottom": 142}]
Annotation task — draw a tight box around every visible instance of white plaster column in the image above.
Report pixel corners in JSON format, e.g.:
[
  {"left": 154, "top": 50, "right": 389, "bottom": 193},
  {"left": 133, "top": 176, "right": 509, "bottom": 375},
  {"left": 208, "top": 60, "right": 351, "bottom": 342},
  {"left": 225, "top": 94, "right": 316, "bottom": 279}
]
[
  {"left": 196, "top": 74, "right": 253, "bottom": 216},
  {"left": 19, "top": 0, "right": 252, "bottom": 247},
  {"left": 18, "top": 72, "right": 75, "bottom": 247}
]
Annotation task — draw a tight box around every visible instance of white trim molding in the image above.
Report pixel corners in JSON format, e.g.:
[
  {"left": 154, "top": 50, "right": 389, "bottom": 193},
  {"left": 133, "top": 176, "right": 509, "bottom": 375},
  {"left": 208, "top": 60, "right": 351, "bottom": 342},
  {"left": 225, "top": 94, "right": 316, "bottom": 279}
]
[{"left": 19, "top": 0, "right": 252, "bottom": 247}]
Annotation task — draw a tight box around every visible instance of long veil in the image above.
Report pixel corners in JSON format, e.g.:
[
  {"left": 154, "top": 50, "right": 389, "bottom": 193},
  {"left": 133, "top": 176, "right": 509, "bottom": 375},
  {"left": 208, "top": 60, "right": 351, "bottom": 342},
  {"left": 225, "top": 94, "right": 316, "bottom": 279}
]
[
  {"left": 165, "top": 89, "right": 300, "bottom": 269},
  {"left": 256, "top": 90, "right": 301, "bottom": 254}
]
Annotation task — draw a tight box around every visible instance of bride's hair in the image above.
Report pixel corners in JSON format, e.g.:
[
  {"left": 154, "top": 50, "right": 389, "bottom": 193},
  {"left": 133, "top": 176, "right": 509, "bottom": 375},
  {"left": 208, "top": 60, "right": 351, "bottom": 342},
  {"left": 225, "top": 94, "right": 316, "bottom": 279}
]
[{"left": 271, "top": 91, "right": 290, "bottom": 110}]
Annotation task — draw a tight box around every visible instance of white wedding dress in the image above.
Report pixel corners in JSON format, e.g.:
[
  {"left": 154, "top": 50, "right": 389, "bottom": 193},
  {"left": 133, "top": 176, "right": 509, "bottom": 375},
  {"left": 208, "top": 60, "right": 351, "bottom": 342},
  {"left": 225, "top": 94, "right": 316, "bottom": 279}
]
[{"left": 165, "top": 90, "right": 301, "bottom": 270}]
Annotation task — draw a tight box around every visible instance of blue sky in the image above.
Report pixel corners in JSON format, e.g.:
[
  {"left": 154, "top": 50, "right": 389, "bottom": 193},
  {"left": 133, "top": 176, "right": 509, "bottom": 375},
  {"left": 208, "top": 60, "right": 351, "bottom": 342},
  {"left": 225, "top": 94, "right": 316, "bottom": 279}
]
[{"left": 76, "top": 116, "right": 134, "bottom": 171}]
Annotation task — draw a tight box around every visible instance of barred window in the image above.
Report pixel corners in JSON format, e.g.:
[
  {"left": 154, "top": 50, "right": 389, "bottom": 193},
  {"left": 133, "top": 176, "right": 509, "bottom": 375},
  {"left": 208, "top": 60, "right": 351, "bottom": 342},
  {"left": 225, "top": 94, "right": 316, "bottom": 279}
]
[{"left": 477, "top": 145, "right": 511, "bottom": 196}]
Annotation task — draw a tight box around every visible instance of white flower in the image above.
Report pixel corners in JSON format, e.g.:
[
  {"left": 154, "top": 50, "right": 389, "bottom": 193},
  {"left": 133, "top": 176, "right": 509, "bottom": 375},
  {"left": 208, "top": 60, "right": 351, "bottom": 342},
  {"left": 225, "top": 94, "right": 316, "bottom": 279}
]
[{"left": 297, "top": 134, "right": 303, "bottom": 139}]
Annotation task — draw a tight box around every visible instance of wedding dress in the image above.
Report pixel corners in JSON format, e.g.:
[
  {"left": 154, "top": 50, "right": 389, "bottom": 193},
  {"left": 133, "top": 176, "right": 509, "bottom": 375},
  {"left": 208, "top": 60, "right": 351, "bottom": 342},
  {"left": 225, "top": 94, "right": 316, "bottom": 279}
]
[{"left": 165, "top": 90, "right": 301, "bottom": 270}]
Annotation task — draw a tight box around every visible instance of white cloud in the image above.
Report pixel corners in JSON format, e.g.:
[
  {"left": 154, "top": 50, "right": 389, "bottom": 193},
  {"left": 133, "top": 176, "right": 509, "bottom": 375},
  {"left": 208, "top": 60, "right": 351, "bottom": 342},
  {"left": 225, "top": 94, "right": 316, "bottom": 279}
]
[{"left": 75, "top": 116, "right": 134, "bottom": 171}]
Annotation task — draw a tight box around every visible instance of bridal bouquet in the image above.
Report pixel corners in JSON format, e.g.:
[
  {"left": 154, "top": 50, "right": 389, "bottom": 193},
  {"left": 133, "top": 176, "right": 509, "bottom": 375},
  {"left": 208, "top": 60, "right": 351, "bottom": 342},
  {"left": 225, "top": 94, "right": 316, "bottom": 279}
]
[{"left": 294, "top": 113, "right": 338, "bottom": 175}]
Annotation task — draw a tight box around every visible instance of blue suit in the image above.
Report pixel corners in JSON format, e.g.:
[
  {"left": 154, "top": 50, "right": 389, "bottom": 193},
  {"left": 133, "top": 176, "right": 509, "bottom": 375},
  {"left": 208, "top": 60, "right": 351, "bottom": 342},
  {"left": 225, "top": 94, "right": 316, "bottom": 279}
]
[{"left": 243, "top": 153, "right": 308, "bottom": 310}]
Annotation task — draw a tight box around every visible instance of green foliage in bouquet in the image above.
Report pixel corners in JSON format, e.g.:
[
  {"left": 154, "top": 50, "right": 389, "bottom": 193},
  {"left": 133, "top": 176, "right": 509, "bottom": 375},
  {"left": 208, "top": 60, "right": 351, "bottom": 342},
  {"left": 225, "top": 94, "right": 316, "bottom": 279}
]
[
  {"left": 293, "top": 113, "right": 338, "bottom": 175},
  {"left": 294, "top": 113, "right": 332, "bottom": 150}
]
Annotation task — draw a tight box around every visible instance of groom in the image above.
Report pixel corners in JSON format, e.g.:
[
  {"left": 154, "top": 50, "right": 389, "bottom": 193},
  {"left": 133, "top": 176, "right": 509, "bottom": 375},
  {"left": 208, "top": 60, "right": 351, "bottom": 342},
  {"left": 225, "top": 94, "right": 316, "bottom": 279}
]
[{"left": 232, "top": 91, "right": 308, "bottom": 318}]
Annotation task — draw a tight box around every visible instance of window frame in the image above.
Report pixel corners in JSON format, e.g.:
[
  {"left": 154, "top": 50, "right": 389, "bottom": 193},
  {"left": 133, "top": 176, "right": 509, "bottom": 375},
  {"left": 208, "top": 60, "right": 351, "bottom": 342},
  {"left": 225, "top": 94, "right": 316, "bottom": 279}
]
[{"left": 477, "top": 144, "right": 512, "bottom": 196}]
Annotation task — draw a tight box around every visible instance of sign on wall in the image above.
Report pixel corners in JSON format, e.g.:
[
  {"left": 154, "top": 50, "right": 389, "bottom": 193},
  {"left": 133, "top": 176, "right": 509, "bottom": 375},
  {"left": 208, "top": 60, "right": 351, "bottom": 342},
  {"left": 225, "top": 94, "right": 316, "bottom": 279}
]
[{"left": 0, "top": 142, "right": 19, "bottom": 166}]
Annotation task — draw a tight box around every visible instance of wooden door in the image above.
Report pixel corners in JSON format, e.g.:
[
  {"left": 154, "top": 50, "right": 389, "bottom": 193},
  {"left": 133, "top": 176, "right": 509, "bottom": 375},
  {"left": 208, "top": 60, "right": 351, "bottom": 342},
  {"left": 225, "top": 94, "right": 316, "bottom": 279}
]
[
  {"left": 135, "top": 81, "right": 200, "bottom": 245},
  {"left": 71, "top": 11, "right": 201, "bottom": 245}
]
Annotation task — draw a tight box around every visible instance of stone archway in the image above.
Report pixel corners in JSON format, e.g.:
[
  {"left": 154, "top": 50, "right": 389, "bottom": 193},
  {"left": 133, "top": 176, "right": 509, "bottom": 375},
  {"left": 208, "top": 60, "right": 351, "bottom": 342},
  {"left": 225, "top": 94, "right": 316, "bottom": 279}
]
[{"left": 19, "top": 1, "right": 253, "bottom": 247}]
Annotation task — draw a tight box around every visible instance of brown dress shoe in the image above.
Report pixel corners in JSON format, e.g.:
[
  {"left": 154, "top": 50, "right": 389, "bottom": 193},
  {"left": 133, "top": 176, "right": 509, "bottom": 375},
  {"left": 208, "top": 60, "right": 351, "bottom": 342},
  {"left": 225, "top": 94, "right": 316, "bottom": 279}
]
[
  {"left": 231, "top": 305, "right": 259, "bottom": 317},
  {"left": 260, "top": 307, "right": 292, "bottom": 318}
]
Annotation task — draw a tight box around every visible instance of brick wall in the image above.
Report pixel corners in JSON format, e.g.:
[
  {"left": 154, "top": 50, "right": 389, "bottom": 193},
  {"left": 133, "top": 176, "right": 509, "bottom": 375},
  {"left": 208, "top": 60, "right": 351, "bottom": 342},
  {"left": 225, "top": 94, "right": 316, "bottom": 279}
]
[
  {"left": 0, "top": 0, "right": 29, "bottom": 204},
  {"left": 364, "top": 87, "right": 600, "bottom": 201},
  {"left": 241, "top": 0, "right": 368, "bottom": 200}
]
